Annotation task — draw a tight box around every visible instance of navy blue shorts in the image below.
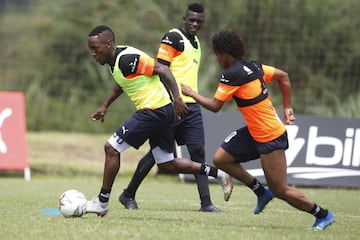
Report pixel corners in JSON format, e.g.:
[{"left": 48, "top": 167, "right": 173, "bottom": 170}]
[
  {"left": 114, "top": 103, "right": 175, "bottom": 153},
  {"left": 220, "top": 126, "right": 289, "bottom": 162},
  {"left": 173, "top": 103, "right": 204, "bottom": 145}
]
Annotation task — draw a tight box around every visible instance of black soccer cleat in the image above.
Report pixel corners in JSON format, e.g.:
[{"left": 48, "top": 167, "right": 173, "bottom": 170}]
[{"left": 119, "top": 192, "right": 139, "bottom": 210}]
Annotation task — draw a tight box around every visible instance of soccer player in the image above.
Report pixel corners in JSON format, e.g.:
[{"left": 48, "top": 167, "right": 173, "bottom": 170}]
[
  {"left": 181, "top": 29, "right": 335, "bottom": 230},
  {"left": 85, "top": 25, "right": 232, "bottom": 217},
  {"left": 119, "top": 3, "right": 232, "bottom": 212}
]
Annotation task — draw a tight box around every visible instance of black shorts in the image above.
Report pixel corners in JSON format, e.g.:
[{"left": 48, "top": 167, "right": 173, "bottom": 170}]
[
  {"left": 173, "top": 103, "right": 205, "bottom": 145},
  {"left": 220, "top": 126, "right": 289, "bottom": 162},
  {"left": 114, "top": 103, "right": 175, "bottom": 153}
]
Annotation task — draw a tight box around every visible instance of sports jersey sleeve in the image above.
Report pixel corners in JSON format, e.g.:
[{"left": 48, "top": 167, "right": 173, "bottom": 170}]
[
  {"left": 214, "top": 69, "right": 241, "bottom": 101},
  {"left": 261, "top": 64, "right": 275, "bottom": 83},
  {"left": 119, "top": 54, "right": 155, "bottom": 78},
  {"left": 157, "top": 31, "right": 183, "bottom": 64},
  {"left": 214, "top": 83, "right": 239, "bottom": 101}
]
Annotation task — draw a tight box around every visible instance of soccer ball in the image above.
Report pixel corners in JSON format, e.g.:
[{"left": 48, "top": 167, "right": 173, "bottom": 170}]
[{"left": 58, "top": 189, "right": 87, "bottom": 218}]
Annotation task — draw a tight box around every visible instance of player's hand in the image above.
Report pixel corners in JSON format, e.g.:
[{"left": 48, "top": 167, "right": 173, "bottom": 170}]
[
  {"left": 181, "top": 83, "right": 193, "bottom": 97},
  {"left": 284, "top": 107, "right": 295, "bottom": 125},
  {"left": 173, "top": 97, "right": 188, "bottom": 120},
  {"left": 90, "top": 107, "right": 107, "bottom": 122}
]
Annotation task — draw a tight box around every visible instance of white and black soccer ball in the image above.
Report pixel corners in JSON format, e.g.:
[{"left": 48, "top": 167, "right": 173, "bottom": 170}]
[{"left": 58, "top": 189, "right": 87, "bottom": 218}]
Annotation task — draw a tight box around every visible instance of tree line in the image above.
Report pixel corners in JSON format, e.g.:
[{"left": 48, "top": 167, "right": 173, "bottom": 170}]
[{"left": 1, "top": 0, "right": 359, "bottom": 132}]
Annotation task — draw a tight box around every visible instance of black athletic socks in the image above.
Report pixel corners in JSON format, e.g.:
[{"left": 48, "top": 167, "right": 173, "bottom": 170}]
[
  {"left": 247, "top": 178, "right": 265, "bottom": 196},
  {"left": 99, "top": 187, "right": 111, "bottom": 203},
  {"left": 200, "top": 163, "right": 218, "bottom": 178},
  {"left": 125, "top": 151, "right": 155, "bottom": 198},
  {"left": 311, "top": 204, "right": 328, "bottom": 218},
  {"left": 195, "top": 174, "right": 212, "bottom": 207}
]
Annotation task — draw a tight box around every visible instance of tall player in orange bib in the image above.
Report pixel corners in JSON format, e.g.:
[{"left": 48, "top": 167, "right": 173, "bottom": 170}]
[
  {"left": 182, "top": 29, "right": 335, "bottom": 230},
  {"left": 119, "top": 3, "right": 229, "bottom": 212}
]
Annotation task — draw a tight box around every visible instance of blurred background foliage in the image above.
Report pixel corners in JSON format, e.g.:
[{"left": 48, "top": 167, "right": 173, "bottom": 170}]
[{"left": 1, "top": 0, "right": 359, "bottom": 133}]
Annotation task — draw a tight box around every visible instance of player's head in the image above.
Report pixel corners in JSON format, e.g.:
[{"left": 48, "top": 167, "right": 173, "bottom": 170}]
[
  {"left": 182, "top": 3, "right": 204, "bottom": 36},
  {"left": 88, "top": 25, "right": 115, "bottom": 42},
  {"left": 211, "top": 30, "right": 246, "bottom": 68},
  {"left": 88, "top": 25, "right": 116, "bottom": 66}
]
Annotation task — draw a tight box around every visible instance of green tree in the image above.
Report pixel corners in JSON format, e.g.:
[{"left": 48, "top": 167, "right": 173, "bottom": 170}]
[{"left": 1, "top": 0, "right": 359, "bottom": 132}]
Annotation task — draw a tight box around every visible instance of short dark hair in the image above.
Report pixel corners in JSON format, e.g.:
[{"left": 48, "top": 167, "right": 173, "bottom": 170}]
[
  {"left": 187, "top": 3, "right": 204, "bottom": 13},
  {"left": 88, "top": 25, "right": 115, "bottom": 42},
  {"left": 211, "top": 29, "right": 245, "bottom": 59}
]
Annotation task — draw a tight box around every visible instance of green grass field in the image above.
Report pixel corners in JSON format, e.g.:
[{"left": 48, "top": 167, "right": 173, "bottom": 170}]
[{"left": 1, "top": 132, "right": 359, "bottom": 240}]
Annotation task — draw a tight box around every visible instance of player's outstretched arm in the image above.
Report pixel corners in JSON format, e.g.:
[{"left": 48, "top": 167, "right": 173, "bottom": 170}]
[
  {"left": 181, "top": 83, "right": 224, "bottom": 112},
  {"left": 90, "top": 84, "right": 123, "bottom": 122},
  {"left": 154, "top": 62, "right": 188, "bottom": 119}
]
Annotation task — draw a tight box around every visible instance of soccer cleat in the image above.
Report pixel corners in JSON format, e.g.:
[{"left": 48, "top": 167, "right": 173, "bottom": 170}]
[
  {"left": 86, "top": 197, "right": 109, "bottom": 217},
  {"left": 254, "top": 187, "right": 274, "bottom": 214},
  {"left": 312, "top": 210, "right": 335, "bottom": 231},
  {"left": 199, "top": 204, "right": 222, "bottom": 213},
  {"left": 217, "top": 170, "right": 233, "bottom": 201},
  {"left": 119, "top": 192, "right": 139, "bottom": 210}
]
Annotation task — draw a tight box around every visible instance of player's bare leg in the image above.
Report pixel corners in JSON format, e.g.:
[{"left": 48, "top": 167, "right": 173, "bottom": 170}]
[
  {"left": 87, "top": 143, "right": 120, "bottom": 217},
  {"left": 260, "top": 149, "right": 314, "bottom": 211},
  {"left": 213, "top": 148, "right": 253, "bottom": 185},
  {"left": 157, "top": 158, "right": 233, "bottom": 200},
  {"left": 213, "top": 147, "right": 273, "bottom": 212},
  {"left": 261, "top": 149, "right": 334, "bottom": 230}
]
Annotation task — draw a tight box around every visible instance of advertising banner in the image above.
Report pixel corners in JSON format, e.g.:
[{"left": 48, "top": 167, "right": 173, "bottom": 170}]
[
  {"left": 0, "top": 92, "right": 30, "bottom": 180},
  {"left": 181, "top": 110, "right": 360, "bottom": 188}
]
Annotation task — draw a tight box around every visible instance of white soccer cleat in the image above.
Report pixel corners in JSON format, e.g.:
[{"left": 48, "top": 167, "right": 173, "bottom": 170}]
[
  {"left": 86, "top": 197, "right": 109, "bottom": 217},
  {"left": 217, "top": 170, "right": 233, "bottom": 201}
]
